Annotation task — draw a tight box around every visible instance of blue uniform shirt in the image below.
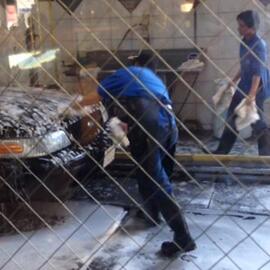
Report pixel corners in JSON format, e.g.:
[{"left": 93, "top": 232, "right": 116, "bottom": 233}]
[
  {"left": 98, "top": 66, "right": 175, "bottom": 126},
  {"left": 98, "top": 66, "right": 171, "bottom": 104},
  {"left": 238, "top": 34, "right": 270, "bottom": 100}
]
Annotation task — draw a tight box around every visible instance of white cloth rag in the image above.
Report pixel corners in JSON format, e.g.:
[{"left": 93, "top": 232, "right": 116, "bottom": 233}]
[
  {"left": 108, "top": 117, "right": 130, "bottom": 148},
  {"left": 234, "top": 98, "right": 260, "bottom": 131},
  {"left": 212, "top": 79, "right": 236, "bottom": 114}
]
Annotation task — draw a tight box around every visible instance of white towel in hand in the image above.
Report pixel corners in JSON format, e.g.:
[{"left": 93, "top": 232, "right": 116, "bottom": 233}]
[
  {"left": 108, "top": 117, "right": 130, "bottom": 148},
  {"left": 212, "top": 79, "right": 236, "bottom": 114},
  {"left": 234, "top": 98, "right": 260, "bottom": 131}
]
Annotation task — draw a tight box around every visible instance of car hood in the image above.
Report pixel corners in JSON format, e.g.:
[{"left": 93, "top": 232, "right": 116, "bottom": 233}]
[{"left": 0, "top": 87, "right": 80, "bottom": 139}]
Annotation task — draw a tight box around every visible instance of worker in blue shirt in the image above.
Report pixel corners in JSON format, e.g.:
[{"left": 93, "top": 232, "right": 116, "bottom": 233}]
[
  {"left": 97, "top": 52, "right": 195, "bottom": 256},
  {"left": 213, "top": 10, "right": 270, "bottom": 155}
]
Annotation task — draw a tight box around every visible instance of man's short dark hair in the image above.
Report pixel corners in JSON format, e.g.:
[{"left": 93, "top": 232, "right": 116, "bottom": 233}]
[
  {"left": 130, "top": 51, "right": 158, "bottom": 71},
  {"left": 237, "top": 10, "right": 260, "bottom": 30}
]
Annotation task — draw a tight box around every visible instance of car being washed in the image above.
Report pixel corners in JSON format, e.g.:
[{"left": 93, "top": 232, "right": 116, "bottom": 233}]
[{"left": 0, "top": 87, "right": 114, "bottom": 202}]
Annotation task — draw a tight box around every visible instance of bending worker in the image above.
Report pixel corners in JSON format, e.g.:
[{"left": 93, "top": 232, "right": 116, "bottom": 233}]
[
  {"left": 80, "top": 52, "right": 196, "bottom": 257},
  {"left": 213, "top": 10, "right": 270, "bottom": 155}
]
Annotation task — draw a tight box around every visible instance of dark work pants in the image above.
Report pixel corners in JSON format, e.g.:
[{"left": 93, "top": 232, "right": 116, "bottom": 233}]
[
  {"left": 216, "top": 94, "right": 270, "bottom": 156},
  {"left": 125, "top": 97, "right": 193, "bottom": 245}
]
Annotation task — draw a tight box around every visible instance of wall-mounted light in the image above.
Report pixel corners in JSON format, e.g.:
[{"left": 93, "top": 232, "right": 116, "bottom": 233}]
[
  {"left": 6, "top": 3, "right": 18, "bottom": 29},
  {"left": 9, "top": 49, "right": 60, "bottom": 70},
  {"left": 180, "top": 0, "right": 194, "bottom": 13}
]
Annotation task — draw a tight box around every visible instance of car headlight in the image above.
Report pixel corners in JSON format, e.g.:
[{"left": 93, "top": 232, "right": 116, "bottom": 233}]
[{"left": 0, "top": 130, "right": 71, "bottom": 158}]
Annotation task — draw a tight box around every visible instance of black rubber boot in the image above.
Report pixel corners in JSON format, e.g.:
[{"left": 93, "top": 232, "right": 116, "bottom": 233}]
[
  {"left": 210, "top": 115, "right": 238, "bottom": 155},
  {"left": 161, "top": 240, "right": 196, "bottom": 257},
  {"left": 202, "top": 146, "right": 226, "bottom": 155},
  {"left": 135, "top": 203, "right": 162, "bottom": 226},
  {"left": 213, "top": 127, "right": 237, "bottom": 154},
  {"left": 157, "top": 195, "right": 196, "bottom": 256}
]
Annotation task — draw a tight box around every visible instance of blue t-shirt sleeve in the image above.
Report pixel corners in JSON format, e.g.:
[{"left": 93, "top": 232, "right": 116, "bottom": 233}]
[
  {"left": 97, "top": 70, "right": 124, "bottom": 100},
  {"left": 250, "top": 42, "right": 267, "bottom": 77}
]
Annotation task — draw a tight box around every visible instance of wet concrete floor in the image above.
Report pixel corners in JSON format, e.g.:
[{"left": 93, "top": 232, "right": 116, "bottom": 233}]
[
  {"left": 0, "top": 202, "right": 125, "bottom": 270},
  {"left": 86, "top": 211, "right": 270, "bottom": 270},
  {"left": 82, "top": 174, "right": 270, "bottom": 269}
]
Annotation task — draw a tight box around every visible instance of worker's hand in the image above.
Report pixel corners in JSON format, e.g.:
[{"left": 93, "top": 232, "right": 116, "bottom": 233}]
[
  {"left": 119, "top": 121, "right": 128, "bottom": 134},
  {"left": 228, "top": 80, "right": 237, "bottom": 90},
  {"left": 245, "top": 94, "right": 255, "bottom": 106}
]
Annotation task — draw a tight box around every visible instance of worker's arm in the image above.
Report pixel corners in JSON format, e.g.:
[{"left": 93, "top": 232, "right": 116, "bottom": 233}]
[
  {"left": 246, "top": 42, "right": 266, "bottom": 104},
  {"left": 74, "top": 69, "right": 122, "bottom": 111},
  {"left": 72, "top": 90, "right": 101, "bottom": 110},
  {"left": 79, "top": 90, "right": 101, "bottom": 106},
  {"left": 74, "top": 69, "right": 121, "bottom": 109},
  {"left": 246, "top": 75, "right": 261, "bottom": 105}
]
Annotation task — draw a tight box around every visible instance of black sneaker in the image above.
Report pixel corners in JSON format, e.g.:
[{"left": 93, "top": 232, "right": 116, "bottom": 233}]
[{"left": 160, "top": 240, "right": 196, "bottom": 257}]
